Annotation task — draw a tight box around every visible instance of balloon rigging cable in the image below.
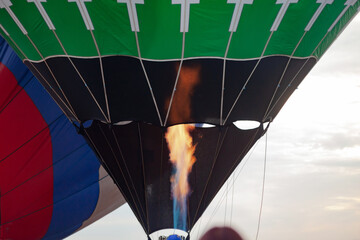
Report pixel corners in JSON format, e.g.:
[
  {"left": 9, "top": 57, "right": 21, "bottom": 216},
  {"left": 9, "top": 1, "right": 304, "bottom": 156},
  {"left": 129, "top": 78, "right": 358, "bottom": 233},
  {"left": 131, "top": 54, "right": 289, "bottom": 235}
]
[
  {"left": 196, "top": 132, "right": 264, "bottom": 237},
  {"left": 255, "top": 132, "right": 268, "bottom": 240}
]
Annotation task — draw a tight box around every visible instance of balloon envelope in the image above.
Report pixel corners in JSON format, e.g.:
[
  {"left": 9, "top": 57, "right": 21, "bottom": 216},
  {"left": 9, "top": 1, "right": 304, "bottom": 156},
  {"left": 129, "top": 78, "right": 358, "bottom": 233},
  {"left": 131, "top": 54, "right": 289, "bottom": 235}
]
[{"left": 0, "top": 36, "right": 125, "bottom": 240}]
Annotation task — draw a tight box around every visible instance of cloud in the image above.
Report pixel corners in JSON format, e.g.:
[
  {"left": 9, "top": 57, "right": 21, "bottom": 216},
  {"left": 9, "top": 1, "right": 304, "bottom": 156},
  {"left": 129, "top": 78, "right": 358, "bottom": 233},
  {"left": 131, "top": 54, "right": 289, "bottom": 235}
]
[
  {"left": 316, "top": 158, "right": 360, "bottom": 169},
  {"left": 325, "top": 196, "right": 360, "bottom": 213},
  {"left": 316, "top": 131, "right": 360, "bottom": 150}
]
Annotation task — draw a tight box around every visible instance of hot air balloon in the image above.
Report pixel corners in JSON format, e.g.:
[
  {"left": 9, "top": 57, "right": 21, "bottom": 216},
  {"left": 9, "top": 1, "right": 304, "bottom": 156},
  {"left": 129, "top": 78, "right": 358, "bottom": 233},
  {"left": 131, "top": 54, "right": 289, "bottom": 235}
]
[
  {"left": 0, "top": 0, "right": 359, "bottom": 239},
  {"left": 0, "top": 36, "right": 125, "bottom": 240}
]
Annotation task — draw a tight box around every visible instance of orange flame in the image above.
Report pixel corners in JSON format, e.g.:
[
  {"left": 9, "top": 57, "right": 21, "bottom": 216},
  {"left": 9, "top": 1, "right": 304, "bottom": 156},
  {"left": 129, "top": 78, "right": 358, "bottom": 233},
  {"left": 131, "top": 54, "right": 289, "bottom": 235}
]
[
  {"left": 164, "top": 63, "right": 201, "bottom": 228},
  {"left": 166, "top": 124, "right": 196, "bottom": 204},
  {"left": 166, "top": 63, "right": 201, "bottom": 123}
]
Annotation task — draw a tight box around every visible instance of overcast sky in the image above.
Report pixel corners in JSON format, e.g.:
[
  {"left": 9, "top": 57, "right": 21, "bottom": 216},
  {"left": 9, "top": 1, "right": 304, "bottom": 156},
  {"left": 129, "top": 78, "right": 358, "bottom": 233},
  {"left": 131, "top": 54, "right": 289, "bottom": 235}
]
[{"left": 67, "top": 14, "right": 360, "bottom": 240}]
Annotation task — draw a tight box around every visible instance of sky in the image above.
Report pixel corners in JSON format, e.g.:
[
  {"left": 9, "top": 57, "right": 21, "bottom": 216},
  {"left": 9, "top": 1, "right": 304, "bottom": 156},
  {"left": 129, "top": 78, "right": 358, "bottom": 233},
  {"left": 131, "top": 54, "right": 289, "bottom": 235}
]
[{"left": 67, "top": 14, "right": 360, "bottom": 240}]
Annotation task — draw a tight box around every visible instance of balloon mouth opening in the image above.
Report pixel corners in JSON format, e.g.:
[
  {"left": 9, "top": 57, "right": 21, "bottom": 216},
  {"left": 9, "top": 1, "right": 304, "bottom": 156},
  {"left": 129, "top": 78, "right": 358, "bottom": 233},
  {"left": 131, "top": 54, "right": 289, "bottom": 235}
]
[
  {"left": 233, "top": 120, "right": 261, "bottom": 130},
  {"left": 151, "top": 229, "right": 188, "bottom": 240},
  {"left": 194, "top": 123, "right": 216, "bottom": 128},
  {"left": 78, "top": 120, "right": 266, "bottom": 131},
  {"left": 263, "top": 121, "right": 270, "bottom": 130},
  {"left": 169, "top": 121, "right": 263, "bottom": 130},
  {"left": 113, "top": 120, "right": 133, "bottom": 125}
]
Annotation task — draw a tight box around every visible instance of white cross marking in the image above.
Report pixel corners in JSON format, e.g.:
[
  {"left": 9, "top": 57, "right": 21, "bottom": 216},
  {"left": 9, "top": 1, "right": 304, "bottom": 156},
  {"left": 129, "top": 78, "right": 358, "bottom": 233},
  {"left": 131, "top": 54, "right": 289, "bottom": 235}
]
[
  {"left": 0, "top": 23, "right": 9, "bottom": 35},
  {"left": 305, "top": 0, "right": 333, "bottom": 31},
  {"left": 271, "top": 0, "right": 299, "bottom": 32},
  {"left": 227, "top": 0, "right": 253, "bottom": 32},
  {"left": 68, "top": 0, "right": 94, "bottom": 30},
  {"left": 0, "top": 0, "right": 27, "bottom": 34},
  {"left": 172, "top": 0, "right": 200, "bottom": 33},
  {"left": 28, "top": 0, "right": 55, "bottom": 30},
  {"left": 118, "top": 0, "right": 144, "bottom": 32},
  {"left": 328, "top": 0, "right": 357, "bottom": 32}
]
